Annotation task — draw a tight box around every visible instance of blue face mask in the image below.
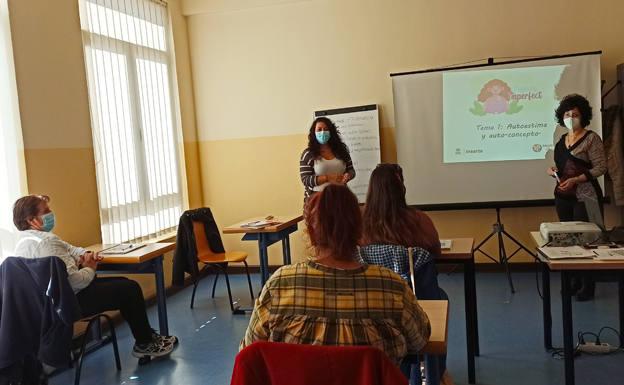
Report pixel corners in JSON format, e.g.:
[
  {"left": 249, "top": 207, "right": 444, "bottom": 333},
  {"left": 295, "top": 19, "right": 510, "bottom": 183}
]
[
  {"left": 315, "top": 131, "right": 331, "bottom": 145},
  {"left": 40, "top": 212, "right": 55, "bottom": 232}
]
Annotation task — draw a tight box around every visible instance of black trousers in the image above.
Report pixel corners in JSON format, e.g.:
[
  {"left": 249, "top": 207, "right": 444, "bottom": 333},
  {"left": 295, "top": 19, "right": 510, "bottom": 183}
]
[
  {"left": 554, "top": 196, "right": 598, "bottom": 292},
  {"left": 554, "top": 197, "right": 589, "bottom": 222},
  {"left": 76, "top": 277, "right": 153, "bottom": 344}
]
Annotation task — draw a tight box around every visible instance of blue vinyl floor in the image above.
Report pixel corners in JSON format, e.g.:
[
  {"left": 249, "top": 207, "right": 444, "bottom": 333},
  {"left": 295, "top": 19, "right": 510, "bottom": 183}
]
[{"left": 50, "top": 269, "right": 624, "bottom": 385}]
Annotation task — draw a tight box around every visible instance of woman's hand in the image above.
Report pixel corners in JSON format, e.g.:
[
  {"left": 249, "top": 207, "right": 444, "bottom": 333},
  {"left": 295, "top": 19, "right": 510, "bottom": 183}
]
[
  {"left": 547, "top": 166, "right": 557, "bottom": 177},
  {"left": 558, "top": 177, "right": 577, "bottom": 191},
  {"left": 340, "top": 173, "right": 351, "bottom": 184}
]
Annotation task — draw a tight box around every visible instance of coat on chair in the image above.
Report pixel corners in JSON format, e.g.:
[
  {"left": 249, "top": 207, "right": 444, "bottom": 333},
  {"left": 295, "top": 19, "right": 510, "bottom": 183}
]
[
  {"left": 172, "top": 208, "right": 226, "bottom": 286},
  {"left": 0, "top": 256, "right": 81, "bottom": 370}
]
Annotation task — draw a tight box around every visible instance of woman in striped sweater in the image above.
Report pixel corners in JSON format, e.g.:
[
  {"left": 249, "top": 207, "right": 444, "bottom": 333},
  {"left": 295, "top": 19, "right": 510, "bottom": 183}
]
[{"left": 299, "top": 117, "right": 355, "bottom": 202}]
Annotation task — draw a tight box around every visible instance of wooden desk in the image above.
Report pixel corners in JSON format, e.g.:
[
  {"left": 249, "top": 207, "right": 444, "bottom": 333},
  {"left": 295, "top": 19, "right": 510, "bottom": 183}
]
[
  {"left": 530, "top": 232, "right": 624, "bottom": 385},
  {"left": 437, "top": 238, "right": 477, "bottom": 384},
  {"left": 415, "top": 300, "right": 449, "bottom": 385},
  {"left": 419, "top": 300, "right": 449, "bottom": 356},
  {"left": 88, "top": 242, "right": 175, "bottom": 335},
  {"left": 223, "top": 215, "right": 303, "bottom": 285}
]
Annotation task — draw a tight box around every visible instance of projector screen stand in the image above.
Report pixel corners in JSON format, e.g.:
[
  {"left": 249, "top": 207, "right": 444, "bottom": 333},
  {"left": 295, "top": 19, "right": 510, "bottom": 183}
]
[{"left": 473, "top": 207, "right": 535, "bottom": 293}]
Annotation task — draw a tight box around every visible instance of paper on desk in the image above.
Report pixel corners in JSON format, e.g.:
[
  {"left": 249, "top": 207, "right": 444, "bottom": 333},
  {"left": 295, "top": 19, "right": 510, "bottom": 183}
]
[
  {"left": 593, "top": 248, "right": 624, "bottom": 260},
  {"left": 240, "top": 220, "right": 281, "bottom": 228},
  {"left": 439, "top": 239, "right": 453, "bottom": 250},
  {"left": 538, "top": 246, "right": 595, "bottom": 259}
]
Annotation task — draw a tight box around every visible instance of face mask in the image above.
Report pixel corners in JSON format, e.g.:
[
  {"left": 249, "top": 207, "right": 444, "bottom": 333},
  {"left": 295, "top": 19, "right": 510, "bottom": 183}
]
[
  {"left": 40, "top": 212, "right": 55, "bottom": 232},
  {"left": 563, "top": 117, "right": 580, "bottom": 131},
  {"left": 315, "top": 131, "right": 331, "bottom": 145}
]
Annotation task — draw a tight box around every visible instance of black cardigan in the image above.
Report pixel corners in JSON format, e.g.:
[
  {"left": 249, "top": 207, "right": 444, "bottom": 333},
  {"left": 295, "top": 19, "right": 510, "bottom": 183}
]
[
  {"left": 172, "top": 208, "right": 225, "bottom": 286},
  {"left": 0, "top": 256, "right": 81, "bottom": 369}
]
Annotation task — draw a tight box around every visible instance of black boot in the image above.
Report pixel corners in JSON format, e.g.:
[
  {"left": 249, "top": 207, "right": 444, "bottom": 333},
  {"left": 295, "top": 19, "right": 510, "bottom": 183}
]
[{"left": 575, "top": 277, "right": 595, "bottom": 302}]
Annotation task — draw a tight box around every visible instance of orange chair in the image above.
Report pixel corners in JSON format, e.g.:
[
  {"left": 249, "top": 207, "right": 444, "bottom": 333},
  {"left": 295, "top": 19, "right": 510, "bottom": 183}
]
[{"left": 190, "top": 220, "right": 254, "bottom": 314}]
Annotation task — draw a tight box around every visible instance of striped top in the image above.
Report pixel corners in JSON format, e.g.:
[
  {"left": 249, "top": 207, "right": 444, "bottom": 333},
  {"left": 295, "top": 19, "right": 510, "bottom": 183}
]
[
  {"left": 299, "top": 149, "right": 356, "bottom": 201},
  {"left": 240, "top": 260, "right": 431, "bottom": 365}
]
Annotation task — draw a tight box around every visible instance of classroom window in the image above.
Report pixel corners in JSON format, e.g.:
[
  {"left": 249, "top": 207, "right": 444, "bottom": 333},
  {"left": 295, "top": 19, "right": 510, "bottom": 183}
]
[{"left": 78, "top": 0, "right": 186, "bottom": 244}]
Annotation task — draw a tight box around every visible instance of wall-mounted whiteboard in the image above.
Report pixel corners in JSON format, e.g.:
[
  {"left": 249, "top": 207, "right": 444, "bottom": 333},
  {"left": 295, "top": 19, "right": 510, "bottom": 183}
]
[{"left": 314, "top": 105, "right": 381, "bottom": 202}]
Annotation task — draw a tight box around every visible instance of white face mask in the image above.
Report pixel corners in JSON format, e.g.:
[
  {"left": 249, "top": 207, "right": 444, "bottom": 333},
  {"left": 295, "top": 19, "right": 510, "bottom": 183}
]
[{"left": 563, "top": 117, "right": 580, "bottom": 131}]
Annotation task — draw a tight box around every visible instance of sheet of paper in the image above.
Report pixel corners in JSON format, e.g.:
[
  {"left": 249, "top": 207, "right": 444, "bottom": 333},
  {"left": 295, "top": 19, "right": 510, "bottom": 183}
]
[
  {"left": 593, "top": 248, "right": 624, "bottom": 260},
  {"left": 538, "top": 246, "right": 595, "bottom": 259}
]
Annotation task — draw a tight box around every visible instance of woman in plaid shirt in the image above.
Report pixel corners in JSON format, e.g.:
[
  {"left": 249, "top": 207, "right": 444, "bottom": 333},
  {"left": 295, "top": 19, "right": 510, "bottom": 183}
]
[{"left": 241, "top": 184, "right": 430, "bottom": 366}]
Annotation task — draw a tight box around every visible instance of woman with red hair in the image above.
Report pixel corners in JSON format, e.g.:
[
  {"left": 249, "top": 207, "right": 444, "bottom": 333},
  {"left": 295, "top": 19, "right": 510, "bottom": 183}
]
[{"left": 241, "top": 184, "right": 430, "bottom": 367}]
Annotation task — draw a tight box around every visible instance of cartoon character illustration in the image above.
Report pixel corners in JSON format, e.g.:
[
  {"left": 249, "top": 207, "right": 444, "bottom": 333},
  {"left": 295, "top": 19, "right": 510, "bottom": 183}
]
[
  {"left": 479, "top": 79, "right": 512, "bottom": 114},
  {"left": 470, "top": 79, "right": 523, "bottom": 116}
]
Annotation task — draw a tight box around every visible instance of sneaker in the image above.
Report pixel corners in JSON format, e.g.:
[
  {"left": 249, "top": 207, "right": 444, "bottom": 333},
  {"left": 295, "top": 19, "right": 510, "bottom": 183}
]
[
  {"left": 152, "top": 330, "right": 179, "bottom": 346},
  {"left": 132, "top": 340, "right": 174, "bottom": 358}
]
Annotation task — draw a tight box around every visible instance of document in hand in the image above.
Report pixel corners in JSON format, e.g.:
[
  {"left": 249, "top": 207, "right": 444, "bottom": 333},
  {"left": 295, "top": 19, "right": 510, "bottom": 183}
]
[{"left": 538, "top": 246, "right": 595, "bottom": 260}]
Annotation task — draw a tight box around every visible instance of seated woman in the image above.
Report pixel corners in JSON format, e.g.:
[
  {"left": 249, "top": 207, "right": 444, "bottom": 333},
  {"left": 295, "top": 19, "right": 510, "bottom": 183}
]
[
  {"left": 241, "top": 184, "right": 431, "bottom": 367},
  {"left": 361, "top": 163, "right": 452, "bottom": 385},
  {"left": 360, "top": 163, "right": 443, "bottom": 300},
  {"left": 12, "top": 195, "right": 177, "bottom": 360}
]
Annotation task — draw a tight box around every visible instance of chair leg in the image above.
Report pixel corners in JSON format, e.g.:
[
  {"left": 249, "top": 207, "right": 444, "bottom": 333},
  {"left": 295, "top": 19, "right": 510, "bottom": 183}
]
[
  {"left": 211, "top": 270, "right": 220, "bottom": 298},
  {"left": 190, "top": 280, "right": 199, "bottom": 309},
  {"left": 100, "top": 314, "right": 121, "bottom": 371},
  {"left": 74, "top": 317, "right": 100, "bottom": 385},
  {"left": 221, "top": 266, "right": 237, "bottom": 313},
  {"left": 74, "top": 314, "right": 122, "bottom": 385},
  {"left": 243, "top": 260, "right": 254, "bottom": 301}
]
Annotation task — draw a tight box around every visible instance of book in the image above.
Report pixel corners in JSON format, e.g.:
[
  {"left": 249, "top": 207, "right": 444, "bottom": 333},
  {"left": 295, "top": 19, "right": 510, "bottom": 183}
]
[
  {"left": 99, "top": 243, "right": 145, "bottom": 255},
  {"left": 538, "top": 246, "right": 595, "bottom": 260}
]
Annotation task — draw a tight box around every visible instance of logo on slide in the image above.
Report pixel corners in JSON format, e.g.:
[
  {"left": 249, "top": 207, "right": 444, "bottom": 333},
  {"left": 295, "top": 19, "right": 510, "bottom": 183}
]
[{"left": 470, "top": 79, "right": 523, "bottom": 116}]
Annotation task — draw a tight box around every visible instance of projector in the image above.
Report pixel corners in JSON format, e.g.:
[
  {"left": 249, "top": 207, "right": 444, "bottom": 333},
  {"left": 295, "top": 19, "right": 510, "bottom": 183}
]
[{"left": 540, "top": 222, "right": 602, "bottom": 246}]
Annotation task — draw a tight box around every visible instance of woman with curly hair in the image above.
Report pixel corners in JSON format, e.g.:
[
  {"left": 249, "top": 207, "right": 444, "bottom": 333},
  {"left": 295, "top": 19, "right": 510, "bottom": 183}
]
[
  {"left": 546, "top": 94, "right": 607, "bottom": 301},
  {"left": 299, "top": 117, "right": 355, "bottom": 202}
]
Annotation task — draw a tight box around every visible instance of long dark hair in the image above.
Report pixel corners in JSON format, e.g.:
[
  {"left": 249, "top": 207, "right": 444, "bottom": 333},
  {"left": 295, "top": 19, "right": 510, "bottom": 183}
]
[
  {"left": 307, "top": 117, "right": 351, "bottom": 161},
  {"left": 362, "top": 164, "right": 416, "bottom": 245},
  {"left": 305, "top": 184, "right": 362, "bottom": 260}
]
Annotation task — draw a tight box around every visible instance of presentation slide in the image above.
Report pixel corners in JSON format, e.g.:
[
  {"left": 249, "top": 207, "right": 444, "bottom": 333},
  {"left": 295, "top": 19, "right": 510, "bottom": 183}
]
[
  {"left": 392, "top": 53, "right": 602, "bottom": 207},
  {"left": 443, "top": 65, "right": 566, "bottom": 163}
]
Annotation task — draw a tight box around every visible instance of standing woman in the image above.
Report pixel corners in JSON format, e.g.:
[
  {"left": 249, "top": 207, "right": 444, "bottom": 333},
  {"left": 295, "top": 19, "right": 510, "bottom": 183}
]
[
  {"left": 299, "top": 117, "right": 355, "bottom": 202},
  {"left": 547, "top": 94, "right": 607, "bottom": 301}
]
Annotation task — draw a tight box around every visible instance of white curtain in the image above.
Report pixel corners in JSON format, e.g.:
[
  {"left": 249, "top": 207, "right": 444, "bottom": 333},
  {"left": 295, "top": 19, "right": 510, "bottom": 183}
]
[
  {"left": 0, "top": 0, "right": 27, "bottom": 259},
  {"left": 79, "top": 0, "right": 186, "bottom": 244}
]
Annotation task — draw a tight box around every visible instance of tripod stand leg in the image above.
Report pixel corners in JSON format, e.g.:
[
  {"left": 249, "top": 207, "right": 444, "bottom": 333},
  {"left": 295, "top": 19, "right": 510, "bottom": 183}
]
[{"left": 498, "top": 231, "right": 516, "bottom": 293}]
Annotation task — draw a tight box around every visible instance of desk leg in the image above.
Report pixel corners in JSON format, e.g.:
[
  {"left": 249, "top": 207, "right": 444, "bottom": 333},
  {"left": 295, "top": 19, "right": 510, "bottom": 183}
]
[
  {"left": 282, "top": 236, "right": 292, "bottom": 265},
  {"left": 154, "top": 255, "right": 169, "bottom": 336},
  {"left": 542, "top": 263, "right": 552, "bottom": 350},
  {"left": 258, "top": 234, "right": 269, "bottom": 286},
  {"left": 424, "top": 355, "right": 441, "bottom": 385},
  {"left": 464, "top": 260, "right": 476, "bottom": 384},
  {"left": 619, "top": 276, "right": 624, "bottom": 338},
  {"left": 561, "top": 271, "right": 575, "bottom": 385}
]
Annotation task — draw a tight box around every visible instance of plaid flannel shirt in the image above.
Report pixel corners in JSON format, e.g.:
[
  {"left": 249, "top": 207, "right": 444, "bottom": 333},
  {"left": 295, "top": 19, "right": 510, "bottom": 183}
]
[{"left": 240, "top": 260, "right": 431, "bottom": 365}]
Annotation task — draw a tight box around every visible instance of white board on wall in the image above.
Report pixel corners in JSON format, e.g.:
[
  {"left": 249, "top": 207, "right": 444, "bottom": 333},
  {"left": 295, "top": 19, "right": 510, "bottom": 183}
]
[{"left": 314, "top": 105, "right": 381, "bottom": 202}]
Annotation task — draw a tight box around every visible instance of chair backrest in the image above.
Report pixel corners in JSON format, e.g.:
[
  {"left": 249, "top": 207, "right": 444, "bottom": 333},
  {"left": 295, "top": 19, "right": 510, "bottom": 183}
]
[
  {"left": 359, "top": 244, "right": 441, "bottom": 300},
  {"left": 230, "top": 341, "right": 408, "bottom": 385},
  {"left": 191, "top": 220, "right": 219, "bottom": 258}
]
